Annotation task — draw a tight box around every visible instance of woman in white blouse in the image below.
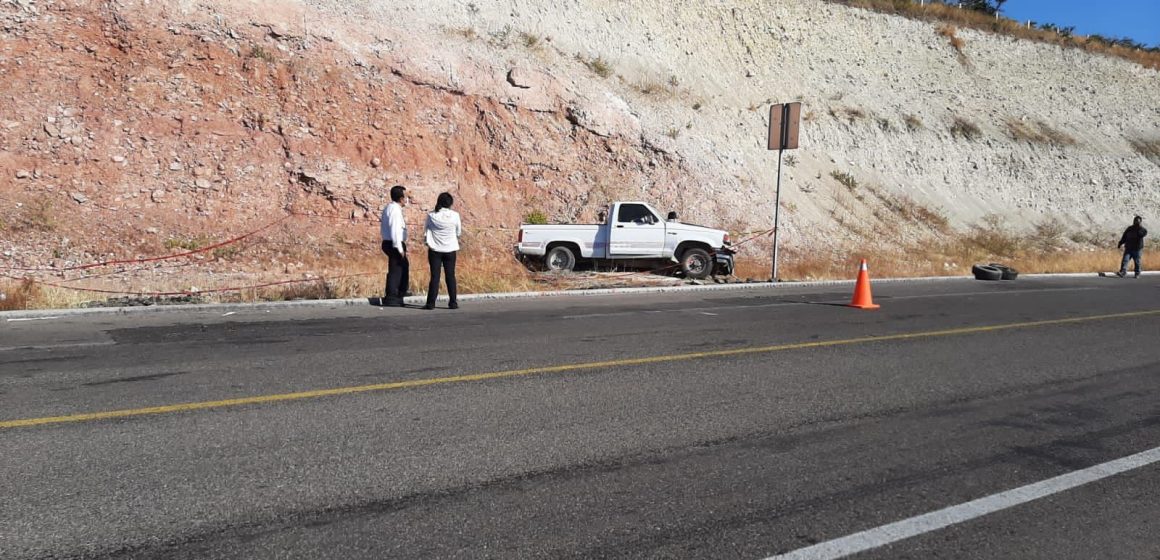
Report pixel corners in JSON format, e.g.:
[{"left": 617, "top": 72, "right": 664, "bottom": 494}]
[{"left": 423, "top": 192, "right": 463, "bottom": 310}]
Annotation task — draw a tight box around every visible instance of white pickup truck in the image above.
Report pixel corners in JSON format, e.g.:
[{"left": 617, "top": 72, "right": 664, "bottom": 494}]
[{"left": 515, "top": 201, "right": 735, "bottom": 279}]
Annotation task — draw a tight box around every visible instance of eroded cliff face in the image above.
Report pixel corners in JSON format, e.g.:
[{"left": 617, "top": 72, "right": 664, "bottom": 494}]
[{"left": 1, "top": 0, "right": 1157, "bottom": 285}]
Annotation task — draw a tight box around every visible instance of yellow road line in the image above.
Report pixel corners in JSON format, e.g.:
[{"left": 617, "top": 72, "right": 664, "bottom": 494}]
[{"left": 3, "top": 309, "right": 1158, "bottom": 430}]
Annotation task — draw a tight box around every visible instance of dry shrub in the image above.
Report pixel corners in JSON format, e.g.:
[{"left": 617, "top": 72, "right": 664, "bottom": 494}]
[
  {"left": 963, "top": 214, "right": 1022, "bottom": 257},
  {"left": 881, "top": 193, "right": 950, "bottom": 232},
  {"left": 830, "top": 170, "right": 859, "bottom": 190},
  {"left": 634, "top": 78, "right": 679, "bottom": 98},
  {"left": 903, "top": 114, "right": 924, "bottom": 131},
  {"left": 937, "top": 24, "right": 965, "bottom": 53},
  {"left": 844, "top": 107, "right": 867, "bottom": 121},
  {"left": 448, "top": 27, "right": 477, "bottom": 40},
  {"left": 950, "top": 117, "right": 982, "bottom": 140},
  {"left": 1005, "top": 118, "right": 1076, "bottom": 146},
  {"left": 519, "top": 32, "right": 543, "bottom": 50},
  {"left": 577, "top": 54, "right": 613, "bottom": 78},
  {"left": 1130, "top": 138, "right": 1160, "bottom": 165},
  {"left": 9, "top": 199, "right": 56, "bottom": 232},
  {"left": 1032, "top": 218, "right": 1068, "bottom": 252},
  {"left": 0, "top": 278, "right": 38, "bottom": 311}
]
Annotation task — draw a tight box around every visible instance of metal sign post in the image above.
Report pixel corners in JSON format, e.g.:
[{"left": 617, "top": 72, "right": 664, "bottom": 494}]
[{"left": 768, "top": 102, "right": 801, "bottom": 281}]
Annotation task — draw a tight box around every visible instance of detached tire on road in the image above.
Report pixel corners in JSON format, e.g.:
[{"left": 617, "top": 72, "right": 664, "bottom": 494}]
[
  {"left": 545, "top": 245, "right": 577, "bottom": 273},
  {"left": 988, "top": 263, "right": 1019, "bottom": 280},
  {"left": 972, "top": 264, "right": 1003, "bottom": 281},
  {"left": 680, "top": 248, "right": 712, "bottom": 279}
]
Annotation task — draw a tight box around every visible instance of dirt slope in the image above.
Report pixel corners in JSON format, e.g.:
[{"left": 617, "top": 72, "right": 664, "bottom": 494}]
[{"left": 1, "top": 0, "right": 1157, "bottom": 299}]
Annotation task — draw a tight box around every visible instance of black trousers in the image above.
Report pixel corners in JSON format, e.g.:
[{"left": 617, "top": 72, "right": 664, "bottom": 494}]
[
  {"left": 382, "top": 241, "right": 409, "bottom": 304},
  {"left": 426, "top": 249, "right": 458, "bottom": 307}
]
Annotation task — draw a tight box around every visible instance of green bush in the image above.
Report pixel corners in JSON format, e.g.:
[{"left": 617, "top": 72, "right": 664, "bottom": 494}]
[{"left": 524, "top": 210, "right": 549, "bottom": 225}]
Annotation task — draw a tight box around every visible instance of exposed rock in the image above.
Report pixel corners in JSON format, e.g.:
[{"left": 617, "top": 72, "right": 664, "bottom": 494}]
[
  {"left": 15, "top": 170, "right": 31, "bottom": 179},
  {"left": 151, "top": 189, "right": 166, "bottom": 202},
  {"left": 507, "top": 68, "right": 533, "bottom": 89},
  {"left": 70, "top": 192, "right": 88, "bottom": 204}
]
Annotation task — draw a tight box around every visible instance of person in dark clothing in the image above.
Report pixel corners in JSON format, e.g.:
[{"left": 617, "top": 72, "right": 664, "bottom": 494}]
[
  {"left": 423, "top": 192, "right": 462, "bottom": 310},
  {"left": 1117, "top": 215, "right": 1147, "bottom": 278},
  {"left": 381, "top": 185, "right": 411, "bottom": 306}
]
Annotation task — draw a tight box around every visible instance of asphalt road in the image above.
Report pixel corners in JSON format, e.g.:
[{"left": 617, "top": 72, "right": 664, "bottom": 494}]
[{"left": 1, "top": 276, "right": 1158, "bottom": 559}]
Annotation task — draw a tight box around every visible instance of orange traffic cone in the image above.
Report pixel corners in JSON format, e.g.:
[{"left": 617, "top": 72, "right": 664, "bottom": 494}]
[{"left": 848, "top": 259, "right": 880, "bottom": 310}]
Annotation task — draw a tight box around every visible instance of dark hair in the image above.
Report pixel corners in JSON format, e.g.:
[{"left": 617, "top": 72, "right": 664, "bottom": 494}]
[
  {"left": 434, "top": 192, "right": 454, "bottom": 212},
  {"left": 1135, "top": 215, "right": 1143, "bottom": 225},
  {"left": 390, "top": 185, "right": 406, "bottom": 202}
]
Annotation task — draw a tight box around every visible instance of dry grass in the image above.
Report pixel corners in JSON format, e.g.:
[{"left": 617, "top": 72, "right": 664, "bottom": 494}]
[
  {"left": 871, "top": 189, "right": 950, "bottom": 233},
  {"left": 519, "top": 32, "right": 544, "bottom": 50},
  {"left": 830, "top": 0, "right": 1160, "bottom": 71},
  {"left": 936, "top": 24, "right": 965, "bottom": 53},
  {"left": 734, "top": 238, "right": 1155, "bottom": 283},
  {"left": 1130, "top": 138, "right": 1160, "bottom": 165},
  {"left": 830, "top": 170, "right": 859, "bottom": 190},
  {"left": 950, "top": 116, "right": 982, "bottom": 140},
  {"left": 448, "top": 26, "right": 478, "bottom": 40},
  {"left": 6, "top": 198, "right": 56, "bottom": 233},
  {"left": 830, "top": 106, "right": 868, "bottom": 124},
  {"left": 634, "top": 76, "right": 680, "bottom": 98},
  {"left": 903, "top": 114, "right": 924, "bottom": 131},
  {"left": 576, "top": 54, "right": 613, "bottom": 78},
  {"left": 1005, "top": 118, "right": 1076, "bottom": 146},
  {"left": 1, "top": 215, "right": 1151, "bottom": 310}
]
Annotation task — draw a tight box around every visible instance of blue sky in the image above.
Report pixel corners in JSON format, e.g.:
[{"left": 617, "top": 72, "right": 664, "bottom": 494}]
[{"left": 1000, "top": 0, "right": 1160, "bottom": 47}]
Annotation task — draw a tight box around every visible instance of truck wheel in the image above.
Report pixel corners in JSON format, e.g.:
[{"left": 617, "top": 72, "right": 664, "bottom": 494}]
[
  {"left": 972, "top": 264, "right": 1003, "bottom": 281},
  {"left": 545, "top": 245, "right": 576, "bottom": 273},
  {"left": 680, "top": 248, "right": 712, "bottom": 279}
]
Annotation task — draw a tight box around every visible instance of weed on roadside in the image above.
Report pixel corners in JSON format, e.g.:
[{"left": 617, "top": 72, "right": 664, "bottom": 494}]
[
  {"left": 830, "top": 170, "right": 858, "bottom": 190},
  {"left": 950, "top": 117, "right": 982, "bottom": 140}
]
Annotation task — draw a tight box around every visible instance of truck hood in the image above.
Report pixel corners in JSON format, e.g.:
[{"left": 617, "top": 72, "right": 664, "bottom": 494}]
[{"left": 668, "top": 222, "right": 726, "bottom": 235}]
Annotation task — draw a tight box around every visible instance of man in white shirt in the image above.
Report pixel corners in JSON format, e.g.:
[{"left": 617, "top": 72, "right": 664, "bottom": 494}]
[{"left": 380, "top": 185, "right": 410, "bottom": 306}]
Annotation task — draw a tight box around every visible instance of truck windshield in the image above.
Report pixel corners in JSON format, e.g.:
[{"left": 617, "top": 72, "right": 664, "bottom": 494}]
[{"left": 617, "top": 204, "right": 658, "bottom": 224}]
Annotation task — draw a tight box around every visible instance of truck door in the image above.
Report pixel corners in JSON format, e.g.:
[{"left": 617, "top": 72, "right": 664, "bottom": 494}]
[{"left": 609, "top": 203, "right": 665, "bottom": 257}]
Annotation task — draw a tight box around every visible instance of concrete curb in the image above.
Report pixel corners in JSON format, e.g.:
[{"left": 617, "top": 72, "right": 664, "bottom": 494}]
[{"left": 2, "top": 271, "right": 1153, "bottom": 320}]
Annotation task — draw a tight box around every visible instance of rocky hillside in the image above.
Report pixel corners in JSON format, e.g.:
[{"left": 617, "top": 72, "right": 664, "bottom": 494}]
[{"left": 1, "top": 0, "right": 1157, "bottom": 289}]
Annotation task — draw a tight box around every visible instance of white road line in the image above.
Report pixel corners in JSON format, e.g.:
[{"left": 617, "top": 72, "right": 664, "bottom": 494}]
[
  {"left": 6, "top": 316, "right": 62, "bottom": 322},
  {"left": 765, "top": 445, "right": 1160, "bottom": 560},
  {"left": 0, "top": 341, "right": 114, "bottom": 352}
]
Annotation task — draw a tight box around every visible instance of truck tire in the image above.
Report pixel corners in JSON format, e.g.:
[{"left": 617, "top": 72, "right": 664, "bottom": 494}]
[
  {"left": 680, "top": 248, "right": 712, "bottom": 279},
  {"left": 988, "top": 263, "right": 1019, "bottom": 280},
  {"left": 545, "top": 245, "right": 576, "bottom": 273},
  {"left": 972, "top": 264, "right": 1003, "bottom": 281}
]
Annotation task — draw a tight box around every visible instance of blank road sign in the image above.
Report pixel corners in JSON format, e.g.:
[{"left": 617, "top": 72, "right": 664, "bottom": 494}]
[{"left": 768, "top": 102, "right": 801, "bottom": 151}]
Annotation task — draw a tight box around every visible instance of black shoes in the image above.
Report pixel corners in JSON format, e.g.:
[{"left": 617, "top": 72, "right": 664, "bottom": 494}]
[{"left": 449, "top": 302, "right": 459, "bottom": 310}]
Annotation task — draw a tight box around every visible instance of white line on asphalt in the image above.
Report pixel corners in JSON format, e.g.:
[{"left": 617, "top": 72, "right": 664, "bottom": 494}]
[
  {"left": 6, "top": 316, "right": 62, "bottom": 322},
  {"left": 764, "top": 445, "right": 1160, "bottom": 560},
  {"left": 0, "top": 341, "right": 115, "bottom": 352}
]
